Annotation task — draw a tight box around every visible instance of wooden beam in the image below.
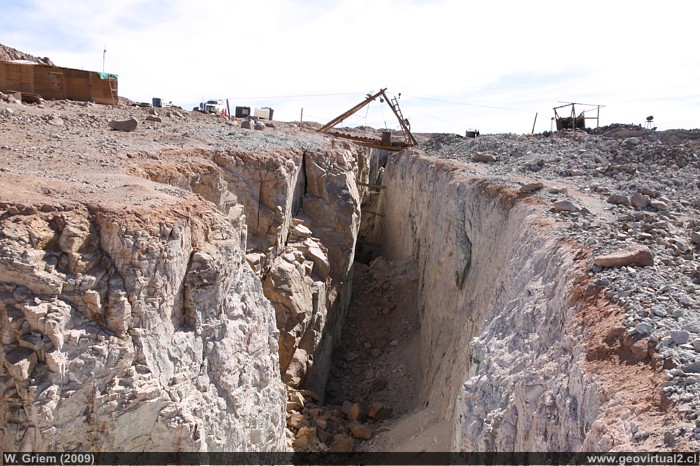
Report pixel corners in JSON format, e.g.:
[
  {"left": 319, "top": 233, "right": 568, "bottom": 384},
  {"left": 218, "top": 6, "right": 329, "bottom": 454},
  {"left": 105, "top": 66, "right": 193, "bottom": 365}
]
[
  {"left": 318, "top": 88, "right": 386, "bottom": 132},
  {"left": 322, "top": 130, "right": 409, "bottom": 151}
]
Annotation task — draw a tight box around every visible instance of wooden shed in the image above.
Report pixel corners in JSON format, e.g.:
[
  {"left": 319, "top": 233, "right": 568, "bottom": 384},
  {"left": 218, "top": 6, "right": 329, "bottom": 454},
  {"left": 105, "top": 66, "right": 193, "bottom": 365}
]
[{"left": 0, "top": 60, "right": 118, "bottom": 105}]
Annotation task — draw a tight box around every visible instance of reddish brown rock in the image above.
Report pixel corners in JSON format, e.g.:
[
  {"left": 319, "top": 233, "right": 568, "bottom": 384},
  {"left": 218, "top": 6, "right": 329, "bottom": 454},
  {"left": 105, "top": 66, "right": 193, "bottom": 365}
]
[
  {"left": 329, "top": 434, "right": 354, "bottom": 452},
  {"left": 348, "top": 422, "right": 372, "bottom": 440},
  {"left": 473, "top": 152, "right": 497, "bottom": 162},
  {"left": 346, "top": 402, "right": 364, "bottom": 421},
  {"left": 367, "top": 402, "right": 392, "bottom": 421},
  {"left": 519, "top": 182, "right": 544, "bottom": 193}
]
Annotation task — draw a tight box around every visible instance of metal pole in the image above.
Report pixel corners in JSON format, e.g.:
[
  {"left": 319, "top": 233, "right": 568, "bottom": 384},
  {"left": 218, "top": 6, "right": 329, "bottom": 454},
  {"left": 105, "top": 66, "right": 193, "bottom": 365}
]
[
  {"left": 102, "top": 46, "right": 106, "bottom": 73},
  {"left": 226, "top": 99, "right": 231, "bottom": 120},
  {"left": 300, "top": 107, "right": 303, "bottom": 123},
  {"left": 531, "top": 112, "right": 538, "bottom": 134}
]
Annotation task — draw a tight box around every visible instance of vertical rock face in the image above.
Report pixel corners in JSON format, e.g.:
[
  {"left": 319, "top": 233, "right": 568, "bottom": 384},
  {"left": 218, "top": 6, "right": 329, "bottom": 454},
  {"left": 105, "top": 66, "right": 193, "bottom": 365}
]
[
  {"left": 0, "top": 195, "right": 286, "bottom": 451},
  {"left": 215, "top": 141, "right": 368, "bottom": 399},
  {"left": 137, "top": 143, "right": 368, "bottom": 400},
  {"left": 376, "top": 151, "right": 601, "bottom": 451}
]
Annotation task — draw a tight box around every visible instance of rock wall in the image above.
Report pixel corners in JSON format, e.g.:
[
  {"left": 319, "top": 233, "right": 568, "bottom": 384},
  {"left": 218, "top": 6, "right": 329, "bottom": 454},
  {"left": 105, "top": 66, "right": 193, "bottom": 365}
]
[
  {"left": 140, "top": 143, "right": 367, "bottom": 400},
  {"left": 0, "top": 193, "right": 286, "bottom": 451},
  {"left": 0, "top": 139, "right": 367, "bottom": 452},
  {"left": 212, "top": 142, "right": 367, "bottom": 399},
  {"left": 376, "top": 151, "right": 604, "bottom": 450}
]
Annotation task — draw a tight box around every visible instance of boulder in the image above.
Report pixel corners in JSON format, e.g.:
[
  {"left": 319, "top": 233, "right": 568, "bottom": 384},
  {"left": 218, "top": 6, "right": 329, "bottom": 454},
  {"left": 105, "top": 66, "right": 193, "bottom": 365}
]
[
  {"left": 607, "top": 194, "right": 629, "bottom": 205},
  {"left": 346, "top": 402, "right": 364, "bottom": 421},
  {"left": 519, "top": 182, "right": 544, "bottom": 193},
  {"left": 47, "top": 115, "right": 64, "bottom": 126},
  {"left": 553, "top": 200, "right": 580, "bottom": 212},
  {"left": 348, "top": 422, "right": 372, "bottom": 440},
  {"left": 367, "top": 402, "right": 392, "bottom": 420},
  {"left": 473, "top": 152, "right": 497, "bottom": 162},
  {"left": 108, "top": 117, "right": 138, "bottom": 132},
  {"left": 650, "top": 200, "right": 667, "bottom": 211},
  {"left": 691, "top": 232, "right": 700, "bottom": 246},
  {"left": 289, "top": 224, "right": 313, "bottom": 241},
  {"left": 593, "top": 247, "right": 654, "bottom": 268},
  {"left": 631, "top": 192, "right": 651, "bottom": 209},
  {"left": 329, "top": 434, "right": 354, "bottom": 452},
  {"left": 295, "top": 426, "right": 317, "bottom": 443},
  {"left": 670, "top": 330, "right": 690, "bottom": 346}
]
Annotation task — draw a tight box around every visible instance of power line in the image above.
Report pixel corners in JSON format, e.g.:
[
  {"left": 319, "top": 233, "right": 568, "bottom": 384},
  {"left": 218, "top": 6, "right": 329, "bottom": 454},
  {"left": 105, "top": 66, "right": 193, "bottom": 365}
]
[
  {"left": 408, "top": 108, "right": 466, "bottom": 129},
  {"left": 403, "top": 95, "right": 535, "bottom": 114},
  {"left": 224, "top": 92, "right": 362, "bottom": 100}
]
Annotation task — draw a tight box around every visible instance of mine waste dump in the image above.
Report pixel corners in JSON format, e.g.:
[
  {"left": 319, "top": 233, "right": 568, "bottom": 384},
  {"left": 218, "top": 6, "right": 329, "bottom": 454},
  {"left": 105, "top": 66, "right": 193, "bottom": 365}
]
[{"left": 0, "top": 91, "right": 699, "bottom": 455}]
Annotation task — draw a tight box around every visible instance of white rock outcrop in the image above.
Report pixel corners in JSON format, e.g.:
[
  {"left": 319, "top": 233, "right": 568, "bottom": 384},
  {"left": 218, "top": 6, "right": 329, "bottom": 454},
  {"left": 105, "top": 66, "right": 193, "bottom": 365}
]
[
  {"left": 140, "top": 142, "right": 368, "bottom": 400},
  {"left": 0, "top": 194, "right": 286, "bottom": 451},
  {"left": 213, "top": 142, "right": 367, "bottom": 399}
]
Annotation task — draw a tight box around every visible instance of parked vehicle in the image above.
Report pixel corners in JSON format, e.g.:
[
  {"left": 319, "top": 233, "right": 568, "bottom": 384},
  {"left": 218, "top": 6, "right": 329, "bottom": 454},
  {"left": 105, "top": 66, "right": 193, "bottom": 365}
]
[{"left": 203, "top": 99, "right": 227, "bottom": 116}]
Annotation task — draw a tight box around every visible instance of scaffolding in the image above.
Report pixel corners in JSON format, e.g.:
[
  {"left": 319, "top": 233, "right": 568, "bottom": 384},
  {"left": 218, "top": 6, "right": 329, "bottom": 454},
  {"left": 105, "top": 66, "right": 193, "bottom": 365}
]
[{"left": 553, "top": 102, "right": 604, "bottom": 131}]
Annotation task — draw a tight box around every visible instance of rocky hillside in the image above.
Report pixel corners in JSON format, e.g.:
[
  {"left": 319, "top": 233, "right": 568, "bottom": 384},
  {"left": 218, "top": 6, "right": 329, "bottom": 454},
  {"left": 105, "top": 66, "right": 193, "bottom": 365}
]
[{"left": 0, "top": 43, "right": 53, "bottom": 65}]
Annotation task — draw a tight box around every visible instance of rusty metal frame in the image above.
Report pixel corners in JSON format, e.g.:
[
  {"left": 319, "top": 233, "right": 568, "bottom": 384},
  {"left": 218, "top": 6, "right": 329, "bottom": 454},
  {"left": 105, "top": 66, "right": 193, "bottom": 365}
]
[{"left": 318, "top": 88, "right": 416, "bottom": 151}]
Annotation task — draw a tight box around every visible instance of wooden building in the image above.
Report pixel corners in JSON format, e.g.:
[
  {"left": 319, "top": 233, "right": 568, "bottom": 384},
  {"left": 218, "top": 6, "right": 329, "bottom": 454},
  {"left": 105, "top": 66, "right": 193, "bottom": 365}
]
[{"left": 0, "top": 60, "right": 118, "bottom": 105}]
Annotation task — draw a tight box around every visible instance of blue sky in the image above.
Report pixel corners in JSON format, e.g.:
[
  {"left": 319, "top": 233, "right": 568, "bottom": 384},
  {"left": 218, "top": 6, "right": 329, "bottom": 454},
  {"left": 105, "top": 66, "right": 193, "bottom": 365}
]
[{"left": 2, "top": 0, "right": 699, "bottom": 133}]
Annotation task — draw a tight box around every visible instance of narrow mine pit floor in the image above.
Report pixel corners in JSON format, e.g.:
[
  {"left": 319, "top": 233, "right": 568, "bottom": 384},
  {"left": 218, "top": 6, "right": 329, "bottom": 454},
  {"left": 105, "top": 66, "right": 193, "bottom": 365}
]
[
  {"left": 327, "top": 258, "right": 421, "bottom": 411},
  {"left": 325, "top": 257, "right": 424, "bottom": 450},
  {"left": 285, "top": 256, "right": 425, "bottom": 452}
]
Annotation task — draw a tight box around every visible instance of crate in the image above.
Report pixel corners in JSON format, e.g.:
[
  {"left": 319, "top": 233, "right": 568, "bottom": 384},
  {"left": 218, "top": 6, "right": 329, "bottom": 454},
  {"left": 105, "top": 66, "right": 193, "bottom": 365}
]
[
  {"left": 235, "top": 106, "right": 250, "bottom": 118},
  {"left": 253, "top": 107, "right": 274, "bottom": 120}
]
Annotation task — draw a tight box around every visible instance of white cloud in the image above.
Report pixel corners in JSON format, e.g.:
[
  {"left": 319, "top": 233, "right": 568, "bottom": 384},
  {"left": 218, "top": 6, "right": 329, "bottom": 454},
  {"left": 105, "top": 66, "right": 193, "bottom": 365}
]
[{"left": 3, "top": 0, "right": 699, "bottom": 133}]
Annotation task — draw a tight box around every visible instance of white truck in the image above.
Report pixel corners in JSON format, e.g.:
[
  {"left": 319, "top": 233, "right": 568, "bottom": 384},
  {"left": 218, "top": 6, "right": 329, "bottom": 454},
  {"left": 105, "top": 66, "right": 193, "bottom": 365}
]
[{"left": 203, "top": 99, "right": 228, "bottom": 116}]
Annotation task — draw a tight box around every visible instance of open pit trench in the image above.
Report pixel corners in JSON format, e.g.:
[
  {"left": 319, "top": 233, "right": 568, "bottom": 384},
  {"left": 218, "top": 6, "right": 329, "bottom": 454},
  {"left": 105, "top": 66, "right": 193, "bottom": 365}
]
[
  {"left": 0, "top": 138, "right": 665, "bottom": 453},
  {"left": 351, "top": 150, "right": 597, "bottom": 451}
]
